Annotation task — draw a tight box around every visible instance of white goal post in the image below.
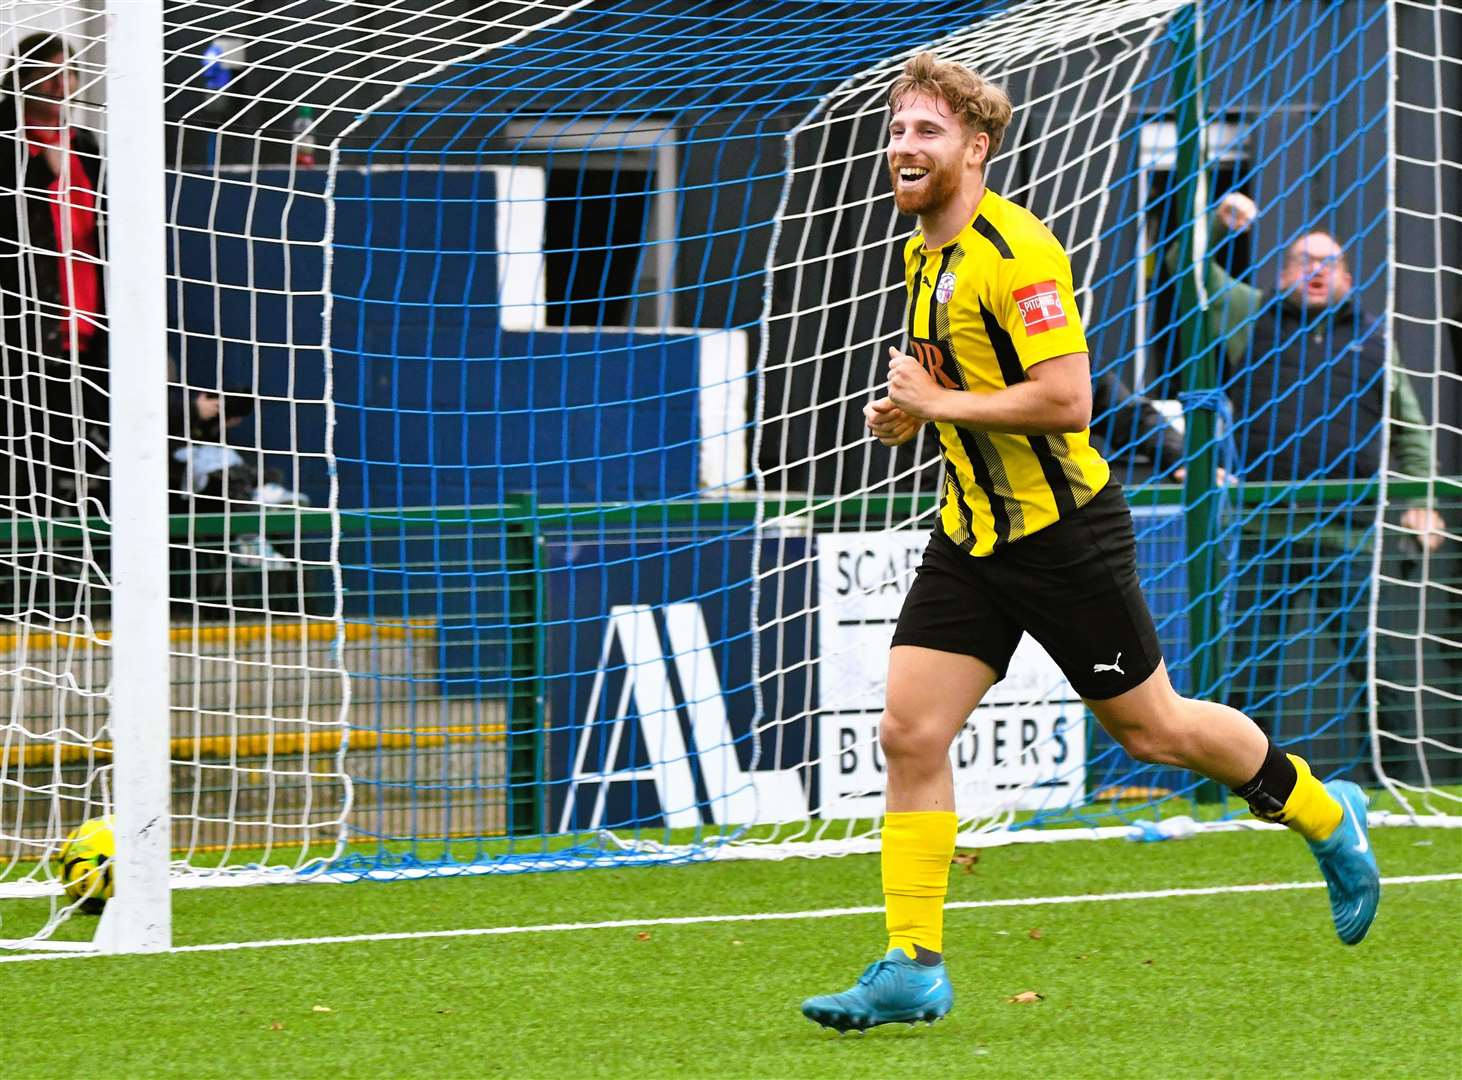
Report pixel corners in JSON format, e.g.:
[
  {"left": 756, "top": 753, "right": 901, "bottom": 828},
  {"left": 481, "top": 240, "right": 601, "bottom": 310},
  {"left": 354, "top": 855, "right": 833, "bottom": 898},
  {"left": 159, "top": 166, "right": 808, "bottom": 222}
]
[{"left": 93, "top": 0, "right": 171, "bottom": 955}]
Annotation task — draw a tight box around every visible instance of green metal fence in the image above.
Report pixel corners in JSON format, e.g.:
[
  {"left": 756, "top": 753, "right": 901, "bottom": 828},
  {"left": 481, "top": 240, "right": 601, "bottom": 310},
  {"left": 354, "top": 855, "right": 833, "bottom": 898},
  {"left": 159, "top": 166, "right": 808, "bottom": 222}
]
[{"left": 1, "top": 478, "right": 1456, "bottom": 859}]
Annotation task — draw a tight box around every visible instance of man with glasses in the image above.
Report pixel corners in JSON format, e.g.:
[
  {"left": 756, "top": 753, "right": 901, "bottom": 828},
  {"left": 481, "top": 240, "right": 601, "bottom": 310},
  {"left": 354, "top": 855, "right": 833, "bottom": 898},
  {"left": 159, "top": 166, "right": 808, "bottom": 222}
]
[{"left": 1179, "top": 192, "right": 1447, "bottom": 780}]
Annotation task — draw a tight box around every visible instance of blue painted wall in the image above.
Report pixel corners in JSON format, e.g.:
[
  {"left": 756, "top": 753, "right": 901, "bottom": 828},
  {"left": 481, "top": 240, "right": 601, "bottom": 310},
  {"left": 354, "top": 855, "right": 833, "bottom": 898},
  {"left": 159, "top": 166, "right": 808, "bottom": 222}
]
[{"left": 168, "top": 167, "right": 703, "bottom": 511}]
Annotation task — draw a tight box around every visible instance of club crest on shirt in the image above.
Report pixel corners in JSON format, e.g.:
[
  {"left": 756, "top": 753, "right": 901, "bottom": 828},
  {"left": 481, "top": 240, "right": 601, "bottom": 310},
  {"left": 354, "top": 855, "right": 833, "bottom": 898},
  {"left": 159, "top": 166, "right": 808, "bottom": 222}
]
[
  {"left": 1012, "top": 280, "right": 1067, "bottom": 334},
  {"left": 935, "top": 271, "right": 956, "bottom": 304}
]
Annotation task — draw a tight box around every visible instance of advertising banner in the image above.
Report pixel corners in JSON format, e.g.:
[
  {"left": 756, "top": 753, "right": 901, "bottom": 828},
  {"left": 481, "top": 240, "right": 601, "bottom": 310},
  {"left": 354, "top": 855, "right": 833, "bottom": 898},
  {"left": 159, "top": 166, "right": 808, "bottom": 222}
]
[{"left": 815, "top": 531, "right": 1086, "bottom": 820}]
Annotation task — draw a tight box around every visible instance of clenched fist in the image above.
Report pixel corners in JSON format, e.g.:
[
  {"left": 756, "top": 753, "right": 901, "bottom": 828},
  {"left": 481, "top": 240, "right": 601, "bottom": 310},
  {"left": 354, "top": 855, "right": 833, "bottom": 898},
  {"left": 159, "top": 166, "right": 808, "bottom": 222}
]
[
  {"left": 886, "top": 346, "right": 949, "bottom": 422},
  {"left": 1216, "top": 191, "right": 1257, "bottom": 233},
  {"left": 864, "top": 395, "right": 923, "bottom": 447}
]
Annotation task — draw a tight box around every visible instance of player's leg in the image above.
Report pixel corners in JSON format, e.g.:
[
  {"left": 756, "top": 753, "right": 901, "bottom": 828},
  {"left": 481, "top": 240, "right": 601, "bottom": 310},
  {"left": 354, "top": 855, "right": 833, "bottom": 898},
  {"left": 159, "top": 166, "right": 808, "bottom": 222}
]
[
  {"left": 1084, "top": 664, "right": 1379, "bottom": 944},
  {"left": 880, "top": 644, "right": 999, "bottom": 956},
  {"left": 999, "top": 485, "right": 1377, "bottom": 944},
  {"left": 801, "top": 532, "right": 1018, "bottom": 1032},
  {"left": 1084, "top": 659, "right": 1266, "bottom": 783},
  {"left": 800, "top": 645, "right": 994, "bottom": 1033}
]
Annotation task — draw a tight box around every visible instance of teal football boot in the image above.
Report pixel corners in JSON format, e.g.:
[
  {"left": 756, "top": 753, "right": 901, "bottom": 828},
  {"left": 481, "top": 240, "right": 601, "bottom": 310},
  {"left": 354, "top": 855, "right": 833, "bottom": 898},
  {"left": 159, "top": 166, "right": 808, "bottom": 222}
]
[
  {"left": 1308, "top": 780, "right": 1380, "bottom": 945},
  {"left": 800, "top": 949, "right": 953, "bottom": 1032}
]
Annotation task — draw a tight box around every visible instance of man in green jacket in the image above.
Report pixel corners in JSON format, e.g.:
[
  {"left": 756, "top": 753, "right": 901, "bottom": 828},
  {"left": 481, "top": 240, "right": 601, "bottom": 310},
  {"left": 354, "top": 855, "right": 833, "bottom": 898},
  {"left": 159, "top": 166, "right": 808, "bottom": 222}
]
[{"left": 1173, "top": 192, "right": 1446, "bottom": 778}]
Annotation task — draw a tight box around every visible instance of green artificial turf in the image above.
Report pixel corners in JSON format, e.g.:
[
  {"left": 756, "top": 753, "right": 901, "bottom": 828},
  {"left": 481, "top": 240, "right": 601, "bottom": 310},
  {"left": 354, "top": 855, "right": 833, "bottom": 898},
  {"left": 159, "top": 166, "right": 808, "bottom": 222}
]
[{"left": 2, "top": 825, "right": 1459, "bottom": 1078}]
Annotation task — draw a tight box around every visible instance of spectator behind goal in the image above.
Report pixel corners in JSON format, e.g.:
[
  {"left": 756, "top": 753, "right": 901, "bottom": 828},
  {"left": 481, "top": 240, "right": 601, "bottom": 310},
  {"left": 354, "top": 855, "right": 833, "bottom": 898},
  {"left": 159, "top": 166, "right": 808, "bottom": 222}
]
[
  {"left": 1169, "top": 191, "right": 1450, "bottom": 779},
  {"left": 168, "top": 379, "right": 311, "bottom": 614},
  {"left": 168, "top": 384, "right": 309, "bottom": 514},
  {"left": 0, "top": 33, "right": 108, "bottom": 515}
]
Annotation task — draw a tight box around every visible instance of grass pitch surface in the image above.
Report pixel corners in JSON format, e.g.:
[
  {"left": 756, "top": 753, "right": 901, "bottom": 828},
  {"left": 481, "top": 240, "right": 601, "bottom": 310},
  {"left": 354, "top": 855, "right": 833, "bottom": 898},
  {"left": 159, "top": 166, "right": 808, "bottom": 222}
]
[{"left": 3, "top": 826, "right": 1459, "bottom": 1079}]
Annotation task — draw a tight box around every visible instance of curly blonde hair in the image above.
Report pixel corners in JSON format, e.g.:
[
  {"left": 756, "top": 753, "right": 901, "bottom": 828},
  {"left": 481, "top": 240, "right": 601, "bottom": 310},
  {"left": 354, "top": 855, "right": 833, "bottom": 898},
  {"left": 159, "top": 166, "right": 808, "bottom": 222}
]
[{"left": 887, "top": 52, "right": 1013, "bottom": 160}]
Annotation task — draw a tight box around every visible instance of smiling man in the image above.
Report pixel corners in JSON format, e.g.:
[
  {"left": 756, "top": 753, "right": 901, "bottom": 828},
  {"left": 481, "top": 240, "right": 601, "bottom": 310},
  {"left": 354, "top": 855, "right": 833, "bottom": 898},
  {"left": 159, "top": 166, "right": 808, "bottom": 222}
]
[{"left": 798, "top": 52, "right": 1381, "bottom": 1035}]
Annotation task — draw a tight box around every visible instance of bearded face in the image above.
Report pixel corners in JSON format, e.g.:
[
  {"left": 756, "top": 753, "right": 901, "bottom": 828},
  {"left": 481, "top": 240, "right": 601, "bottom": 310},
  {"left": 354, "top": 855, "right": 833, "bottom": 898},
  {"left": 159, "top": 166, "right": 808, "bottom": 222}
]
[
  {"left": 886, "top": 92, "right": 981, "bottom": 217},
  {"left": 887, "top": 153, "right": 965, "bottom": 216}
]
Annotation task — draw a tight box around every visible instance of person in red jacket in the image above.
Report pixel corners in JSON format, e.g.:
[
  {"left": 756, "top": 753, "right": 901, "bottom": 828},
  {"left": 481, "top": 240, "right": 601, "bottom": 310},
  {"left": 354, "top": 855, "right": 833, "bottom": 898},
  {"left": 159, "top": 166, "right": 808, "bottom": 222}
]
[{"left": 0, "top": 33, "right": 107, "bottom": 516}]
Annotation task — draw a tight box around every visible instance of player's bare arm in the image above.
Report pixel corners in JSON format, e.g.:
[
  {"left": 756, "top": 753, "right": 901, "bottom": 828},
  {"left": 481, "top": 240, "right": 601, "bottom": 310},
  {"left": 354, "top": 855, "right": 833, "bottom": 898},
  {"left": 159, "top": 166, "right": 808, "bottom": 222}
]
[{"left": 886, "top": 345, "right": 1092, "bottom": 434}]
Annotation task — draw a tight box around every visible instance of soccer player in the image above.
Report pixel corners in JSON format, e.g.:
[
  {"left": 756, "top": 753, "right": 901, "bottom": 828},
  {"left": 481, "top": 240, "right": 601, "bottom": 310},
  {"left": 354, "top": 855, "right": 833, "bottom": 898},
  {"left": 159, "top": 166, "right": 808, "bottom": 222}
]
[{"left": 799, "top": 52, "right": 1380, "bottom": 1033}]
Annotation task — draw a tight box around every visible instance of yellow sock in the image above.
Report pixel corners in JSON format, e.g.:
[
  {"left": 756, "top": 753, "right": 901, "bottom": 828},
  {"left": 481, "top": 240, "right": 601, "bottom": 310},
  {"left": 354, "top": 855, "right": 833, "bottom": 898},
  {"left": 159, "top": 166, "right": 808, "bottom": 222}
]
[
  {"left": 882, "top": 810, "right": 957, "bottom": 958},
  {"left": 1277, "top": 754, "right": 1343, "bottom": 842}
]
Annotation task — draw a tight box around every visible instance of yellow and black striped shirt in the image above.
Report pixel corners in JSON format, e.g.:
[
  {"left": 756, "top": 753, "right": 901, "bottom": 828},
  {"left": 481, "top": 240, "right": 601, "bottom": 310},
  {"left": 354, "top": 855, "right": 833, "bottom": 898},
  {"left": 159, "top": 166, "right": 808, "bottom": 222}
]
[{"left": 903, "top": 189, "right": 1110, "bottom": 556}]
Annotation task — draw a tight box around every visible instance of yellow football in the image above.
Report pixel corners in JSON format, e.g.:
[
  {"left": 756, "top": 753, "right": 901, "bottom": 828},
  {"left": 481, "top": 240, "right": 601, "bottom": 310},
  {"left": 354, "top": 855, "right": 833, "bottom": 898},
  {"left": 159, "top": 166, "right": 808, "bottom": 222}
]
[{"left": 56, "top": 815, "right": 115, "bottom": 914}]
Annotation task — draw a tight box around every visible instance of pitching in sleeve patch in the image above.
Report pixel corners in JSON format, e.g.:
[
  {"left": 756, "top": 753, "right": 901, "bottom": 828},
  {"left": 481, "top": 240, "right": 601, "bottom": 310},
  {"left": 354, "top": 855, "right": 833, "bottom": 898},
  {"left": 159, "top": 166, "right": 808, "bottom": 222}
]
[{"left": 1012, "top": 280, "right": 1068, "bottom": 334}]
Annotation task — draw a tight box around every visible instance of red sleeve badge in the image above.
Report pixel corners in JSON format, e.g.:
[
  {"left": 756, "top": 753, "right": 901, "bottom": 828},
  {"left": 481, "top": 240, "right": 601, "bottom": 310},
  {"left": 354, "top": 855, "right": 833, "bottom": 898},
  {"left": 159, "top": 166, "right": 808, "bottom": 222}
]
[{"left": 1012, "top": 280, "right": 1068, "bottom": 334}]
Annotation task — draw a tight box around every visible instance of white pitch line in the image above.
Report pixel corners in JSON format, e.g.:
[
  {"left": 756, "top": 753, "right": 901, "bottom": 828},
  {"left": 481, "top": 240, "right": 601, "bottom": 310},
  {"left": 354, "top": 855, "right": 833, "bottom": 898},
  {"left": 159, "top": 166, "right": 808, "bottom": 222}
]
[{"left": 2, "top": 872, "right": 1458, "bottom": 965}]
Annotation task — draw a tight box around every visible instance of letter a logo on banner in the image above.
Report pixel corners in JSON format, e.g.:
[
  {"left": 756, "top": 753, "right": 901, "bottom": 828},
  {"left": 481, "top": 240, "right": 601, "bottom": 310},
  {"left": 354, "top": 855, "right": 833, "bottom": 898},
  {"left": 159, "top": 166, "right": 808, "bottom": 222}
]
[{"left": 558, "top": 604, "right": 804, "bottom": 832}]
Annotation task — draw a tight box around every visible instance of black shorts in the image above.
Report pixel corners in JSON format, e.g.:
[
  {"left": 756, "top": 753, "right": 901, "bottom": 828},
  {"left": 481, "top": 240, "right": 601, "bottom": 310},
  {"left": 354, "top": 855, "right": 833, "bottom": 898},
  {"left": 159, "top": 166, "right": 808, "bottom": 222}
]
[{"left": 891, "top": 482, "right": 1163, "bottom": 699}]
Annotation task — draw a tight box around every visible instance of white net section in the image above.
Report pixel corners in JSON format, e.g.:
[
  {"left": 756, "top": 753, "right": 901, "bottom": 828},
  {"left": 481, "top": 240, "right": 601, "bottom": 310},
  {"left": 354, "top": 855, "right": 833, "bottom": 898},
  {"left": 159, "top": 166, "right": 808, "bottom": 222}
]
[
  {"left": 1376, "top": 0, "right": 1461, "bottom": 810},
  {"left": 0, "top": 0, "right": 592, "bottom": 947},
  {"left": 755, "top": 1, "right": 1190, "bottom": 848},
  {"left": 0, "top": 1, "right": 118, "bottom": 943}
]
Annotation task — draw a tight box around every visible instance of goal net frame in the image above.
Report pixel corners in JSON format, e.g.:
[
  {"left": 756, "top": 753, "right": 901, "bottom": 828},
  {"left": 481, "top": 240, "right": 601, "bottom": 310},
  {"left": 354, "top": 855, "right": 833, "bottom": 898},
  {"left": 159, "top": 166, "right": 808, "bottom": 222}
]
[{"left": 0, "top": 0, "right": 1456, "bottom": 956}]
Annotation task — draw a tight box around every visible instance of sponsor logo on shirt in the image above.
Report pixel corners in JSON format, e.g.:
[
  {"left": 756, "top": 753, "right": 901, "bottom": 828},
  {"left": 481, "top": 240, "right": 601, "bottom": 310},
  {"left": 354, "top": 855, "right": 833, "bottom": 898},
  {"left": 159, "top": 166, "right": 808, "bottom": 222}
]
[
  {"left": 906, "top": 337, "right": 960, "bottom": 390},
  {"left": 1012, "top": 280, "right": 1067, "bottom": 334}
]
